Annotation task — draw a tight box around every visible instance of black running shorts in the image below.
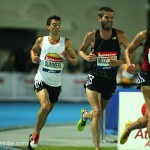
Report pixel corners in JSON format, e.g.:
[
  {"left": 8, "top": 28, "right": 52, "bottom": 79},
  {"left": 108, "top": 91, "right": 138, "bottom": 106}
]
[
  {"left": 34, "top": 81, "right": 61, "bottom": 103},
  {"left": 138, "top": 71, "right": 150, "bottom": 86},
  {"left": 85, "top": 74, "right": 116, "bottom": 100}
]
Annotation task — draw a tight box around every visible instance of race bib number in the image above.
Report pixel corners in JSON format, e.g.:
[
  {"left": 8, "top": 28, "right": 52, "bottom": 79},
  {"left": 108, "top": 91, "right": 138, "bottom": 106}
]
[
  {"left": 85, "top": 74, "right": 94, "bottom": 86},
  {"left": 35, "top": 80, "right": 43, "bottom": 88},
  {"left": 97, "top": 52, "right": 117, "bottom": 69}
]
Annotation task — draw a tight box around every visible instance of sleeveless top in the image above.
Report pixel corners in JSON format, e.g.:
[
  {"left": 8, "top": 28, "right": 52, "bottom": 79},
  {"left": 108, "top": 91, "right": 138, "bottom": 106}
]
[
  {"left": 35, "top": 36, "right": 65, "bottom": 87},
  {"left": 142, "top": 28, "right": 150, "bottom": 72},
  {"left": 89, "top": 28, "right": 121, "bottom": 80}
]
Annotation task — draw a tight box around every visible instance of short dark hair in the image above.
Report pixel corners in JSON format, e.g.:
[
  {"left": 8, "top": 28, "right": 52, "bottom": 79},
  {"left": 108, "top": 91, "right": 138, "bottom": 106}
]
[
  {"left": 98, "top": 7, "right": 114, "bottom": 18},
  {"left": 46, "top": 15, "right": 61, "bottom": 25}
]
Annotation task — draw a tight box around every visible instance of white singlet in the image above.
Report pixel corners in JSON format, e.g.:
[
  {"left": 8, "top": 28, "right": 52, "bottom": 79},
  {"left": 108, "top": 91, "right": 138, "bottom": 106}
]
[{"left": 35, "top": 36, "right": 65, "bottom": 87}]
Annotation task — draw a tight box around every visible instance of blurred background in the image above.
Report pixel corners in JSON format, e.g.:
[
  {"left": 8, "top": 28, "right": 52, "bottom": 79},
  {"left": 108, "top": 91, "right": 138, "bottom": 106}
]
[
  {"left": 0, "top": 0, "right": 149, "bottom": 147},
  {"left": 0, "top": 0, "right": 149, "bottom": 73}
]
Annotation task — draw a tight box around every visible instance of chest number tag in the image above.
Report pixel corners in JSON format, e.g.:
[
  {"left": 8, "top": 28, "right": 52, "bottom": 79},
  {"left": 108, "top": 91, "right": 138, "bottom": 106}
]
[{"left": 97, "top": 52, "right": 117, "bottom": 68}]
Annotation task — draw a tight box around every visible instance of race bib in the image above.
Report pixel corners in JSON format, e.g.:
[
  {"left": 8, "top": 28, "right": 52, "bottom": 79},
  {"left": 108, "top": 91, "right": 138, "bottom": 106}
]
[
  {"left": 42, "top": 60, "right": 62, "bottom": 73},
  {"left": 97, "top": 52, "right": 117, "bottom": 69}
]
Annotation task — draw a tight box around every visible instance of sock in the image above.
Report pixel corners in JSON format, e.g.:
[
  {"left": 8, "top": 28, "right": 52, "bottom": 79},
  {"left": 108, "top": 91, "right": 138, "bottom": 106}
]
[{"left": 83, "top": 112, "right": 87, "bottom": 121}]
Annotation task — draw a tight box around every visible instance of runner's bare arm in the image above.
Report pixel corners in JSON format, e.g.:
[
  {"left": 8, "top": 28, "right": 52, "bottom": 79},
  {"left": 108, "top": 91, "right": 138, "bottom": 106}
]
[
  {"left": 30, "top": 37, "right": 43, "bottom": 64},
  {"left": 62, "top": 38, "right": 78, "bottom": 65},
  {"left": 125, "top": 30, "right": 146, "bottom": 66},
  {"left": 78, "top": 32, "right": 96, "bottom": 62}
]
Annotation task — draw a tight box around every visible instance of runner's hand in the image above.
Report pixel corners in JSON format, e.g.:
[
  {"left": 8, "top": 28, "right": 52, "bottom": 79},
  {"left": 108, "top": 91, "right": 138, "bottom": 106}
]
[
  {"left": 60, "top": 50, "right": 68, "bottom": 59},
  {"left": 33, "top": 56, "right": 40, "bottom": 64},
  {"left": 107, "top": 55, "right": 118, "bottom": 66},
  {"left": 127, "top": 64, "right": 135, "bottom": 74},
  {"left": 108, "top": 59, "right": 118, "bottom": 66},
  {"left": 87, "top": 49, "right": 96, "bottom": 62}
]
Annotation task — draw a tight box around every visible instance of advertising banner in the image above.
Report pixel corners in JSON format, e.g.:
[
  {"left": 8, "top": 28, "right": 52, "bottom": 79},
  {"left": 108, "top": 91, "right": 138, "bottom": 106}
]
[
  {"left": 118, "top": 92, "right": 150, "bottom": 150},
  {"left": 0, "top": 73, "right": 87, "bottom": 102}
]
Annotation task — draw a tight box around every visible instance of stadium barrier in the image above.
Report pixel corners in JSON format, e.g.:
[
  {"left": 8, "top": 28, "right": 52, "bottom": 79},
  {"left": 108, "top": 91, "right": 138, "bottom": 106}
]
[{"left": 0, "top": 73, "right": 87, "bottom": 102}]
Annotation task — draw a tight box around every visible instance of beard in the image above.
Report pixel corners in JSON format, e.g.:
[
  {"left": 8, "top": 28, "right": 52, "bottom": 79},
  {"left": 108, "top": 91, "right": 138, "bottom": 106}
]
[{"left": 101, "top": 21, "right": 112, "bottom": 30}]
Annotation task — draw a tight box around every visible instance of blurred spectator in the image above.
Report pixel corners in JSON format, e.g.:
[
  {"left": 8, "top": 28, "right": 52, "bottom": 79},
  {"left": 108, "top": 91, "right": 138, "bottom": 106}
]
[
  {"left": 67, "top": 52, "right": 81, "bottom": 73},
  {"left": 12, "top": 42, "right": 37, "bottom": 73},
  {"left": 0, "top": 42, "right": 38, "bottom": 72},
  {"left": 83, "top": 60, "right": 91, "bottom": 73},
  {"left": 117, "top": 61, "right": 142, "bottom": 87},
  {"left": 117, "top": 64, "right": 136, "bottom": 87},
  {"left": 1, "top": 52, "right": 16, "bottom": 72},
  {"left": 67, "top": 60, "right": 81, "bottom": 73}
]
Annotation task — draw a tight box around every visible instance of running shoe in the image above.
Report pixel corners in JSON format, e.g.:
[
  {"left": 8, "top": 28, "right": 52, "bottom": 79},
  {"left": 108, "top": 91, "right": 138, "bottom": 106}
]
[
  {"left": 120, "top": 121, "right": 132, "bottom": 144},
  {"left": 77, "top": 108, "right": 87, "bottom": 131},
  {"left": 28, "top": 134, "right": 39, "bottom": 150}
]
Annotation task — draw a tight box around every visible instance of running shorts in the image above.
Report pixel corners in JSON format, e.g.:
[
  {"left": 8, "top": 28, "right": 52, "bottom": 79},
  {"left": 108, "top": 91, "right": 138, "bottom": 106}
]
[
  {"left": 34, "top": 80, "right": 61, "bottom": 103},
  {"left": 138, "top": 71, "right": 150, "bottom": 87},
  {"left": 85, "top": 74, "right": 116, "bottom": 100}
]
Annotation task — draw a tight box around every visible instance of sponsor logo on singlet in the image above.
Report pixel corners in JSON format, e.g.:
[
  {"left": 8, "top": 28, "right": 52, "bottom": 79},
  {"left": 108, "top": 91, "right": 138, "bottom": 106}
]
[
  {"left": 97, "top": 51, "right": 117, "bottom": 69},
  {"left": 42, "top": 53, "right": 62, "bottom": 73}
]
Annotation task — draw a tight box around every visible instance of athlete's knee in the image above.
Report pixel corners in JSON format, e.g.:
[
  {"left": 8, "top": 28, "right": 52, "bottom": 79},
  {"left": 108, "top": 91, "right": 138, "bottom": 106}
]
[
  {"left": 92, "top": 108, "right": 101, "bottom": 118},
  {"left": 41, "top": 103, "right": 51, "bottom": 114}
]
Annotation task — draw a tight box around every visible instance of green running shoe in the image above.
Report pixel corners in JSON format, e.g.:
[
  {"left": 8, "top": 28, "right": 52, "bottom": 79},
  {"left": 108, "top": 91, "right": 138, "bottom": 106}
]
[{"left": 77, "top": 108, "right": 87, "bottom": 131}]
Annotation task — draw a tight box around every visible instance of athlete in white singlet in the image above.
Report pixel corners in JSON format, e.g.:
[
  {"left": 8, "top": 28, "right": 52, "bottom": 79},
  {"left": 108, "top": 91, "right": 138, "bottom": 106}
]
[{"left": 27, "top": 15, "right": 78, "bottom": 150}]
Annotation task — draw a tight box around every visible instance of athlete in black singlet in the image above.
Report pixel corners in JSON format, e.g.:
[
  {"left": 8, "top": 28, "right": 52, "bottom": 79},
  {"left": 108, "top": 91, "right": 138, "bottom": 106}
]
[{"left": 77, "top": 7, "right": 129, "bottom": 150}]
